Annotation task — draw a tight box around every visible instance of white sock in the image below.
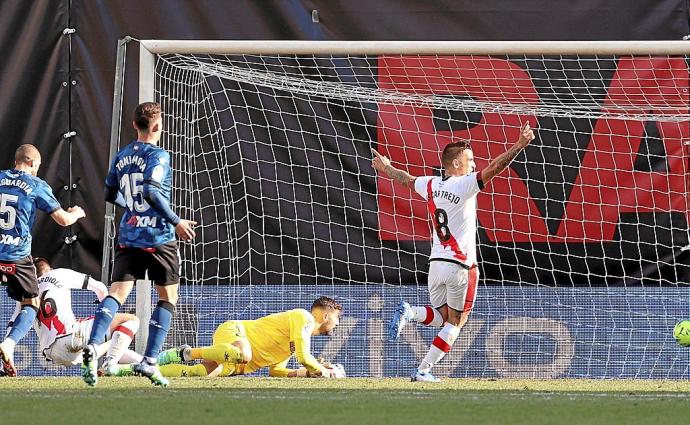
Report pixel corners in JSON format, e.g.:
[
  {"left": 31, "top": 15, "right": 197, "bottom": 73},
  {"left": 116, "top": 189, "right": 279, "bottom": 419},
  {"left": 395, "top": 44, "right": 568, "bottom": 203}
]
[
  {"left": 182, "top": 346, "right": 193, "bottom": 362},
  {"left": 0, "top": 338, "right": 16, "bottom": 356},
  {"left": 411, "top": 306, "right": 443, "bottom": 327},
  {"left": 106, "top": 318, "right": 139, "bottom": 363},
  {"left": 119, "top": 349, "right": 143, "bottom": 364},
  {"left": 95, "top": 342, "right": 110, "bottom": 358},
  {"left": 418, "top": 322, "right": 460, "bottom": 373}
]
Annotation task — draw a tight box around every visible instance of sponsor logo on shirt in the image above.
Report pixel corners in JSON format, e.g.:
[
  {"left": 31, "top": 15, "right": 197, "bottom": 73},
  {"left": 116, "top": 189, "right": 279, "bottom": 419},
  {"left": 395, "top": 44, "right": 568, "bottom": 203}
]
[
  {"left": 0, "top": 235, "right": 22, "bottom": 246},
  {"left": 126, "top": 215, "right": 158, "bottom": 227}
]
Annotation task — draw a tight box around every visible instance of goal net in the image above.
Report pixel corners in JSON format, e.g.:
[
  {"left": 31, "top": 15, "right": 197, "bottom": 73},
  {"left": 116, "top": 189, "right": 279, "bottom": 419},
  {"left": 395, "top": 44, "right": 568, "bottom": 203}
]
[{"left": 104, "top": 41, "right": 688, "bottom": 379}]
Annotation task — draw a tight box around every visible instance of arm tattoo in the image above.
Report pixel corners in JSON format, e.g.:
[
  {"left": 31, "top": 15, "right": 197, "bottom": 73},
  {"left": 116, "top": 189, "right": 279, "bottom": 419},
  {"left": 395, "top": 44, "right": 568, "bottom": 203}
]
[
  {"left": 493, "top": 145, "right": 522, "bottom": 172},
  {"left": 482, "top": 143, "right": 526, "bottom": 185},
  {"left": 384, "top": 164, "right": 414, "bottom": 187}
]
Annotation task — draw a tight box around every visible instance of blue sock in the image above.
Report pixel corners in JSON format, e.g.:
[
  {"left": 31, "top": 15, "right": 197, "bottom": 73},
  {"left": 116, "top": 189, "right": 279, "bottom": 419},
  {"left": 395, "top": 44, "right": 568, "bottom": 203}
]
[
  {"left": 87, "top": 296, "right": 121, "bottom": 345},
  {"left": 144, "top": 300, "right": 175, "bottom": 360},
  {"left": 7, "top": 305, "right": 38, "bottom": 343}
]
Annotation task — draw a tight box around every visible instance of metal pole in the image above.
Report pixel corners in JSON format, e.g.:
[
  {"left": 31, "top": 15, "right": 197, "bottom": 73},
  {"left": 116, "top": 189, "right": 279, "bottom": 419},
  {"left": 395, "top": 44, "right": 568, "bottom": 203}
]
[
  {"left": 101, "top": 37, "right": 132, "bottom": 285},
  {"left": 135, "top": 41, "right": 156, "bottom": 353}
]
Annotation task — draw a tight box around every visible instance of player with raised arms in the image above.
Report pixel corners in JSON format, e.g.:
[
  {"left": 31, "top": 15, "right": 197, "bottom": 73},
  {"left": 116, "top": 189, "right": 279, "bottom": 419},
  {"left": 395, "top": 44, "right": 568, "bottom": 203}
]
[
  {"left": 81, "top": 102, "right": 197, "bottom": 387},
  {"left": 10, "top": 257, "right": 142, "bottom": 372},
  {"left": 147, "top": 296, "right": 345, "bottom": 379},
  {"left": 0, "top": 144, "right": 86, "bottom": 376},
  {"left": 372, "top": 122, "right": 535, "bottom": 382}
]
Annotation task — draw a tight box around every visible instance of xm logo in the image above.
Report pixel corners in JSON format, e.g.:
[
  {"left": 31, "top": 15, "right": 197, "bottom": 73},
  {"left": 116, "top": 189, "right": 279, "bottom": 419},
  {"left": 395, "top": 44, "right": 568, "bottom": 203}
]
[
  {"left": 127, "top": 215, "right": 158, "bottom": 227},
  {"left": 0, "top": 234, "right": 21, "bottom": 245}
]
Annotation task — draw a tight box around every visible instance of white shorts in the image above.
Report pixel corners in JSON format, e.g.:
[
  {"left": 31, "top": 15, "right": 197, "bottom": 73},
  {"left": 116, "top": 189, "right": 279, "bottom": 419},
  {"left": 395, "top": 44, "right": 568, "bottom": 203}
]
[
  {"left": 427, "top": 261, "right": 479, "bottom": 312},
  {"left": 42, "top": 319, "right": 94, "bottom": 366}
]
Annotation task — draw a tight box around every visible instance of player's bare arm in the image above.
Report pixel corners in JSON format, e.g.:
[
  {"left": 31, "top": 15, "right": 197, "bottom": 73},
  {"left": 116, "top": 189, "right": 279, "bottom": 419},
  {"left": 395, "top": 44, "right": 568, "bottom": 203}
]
[
  {"left": 480, "top": 122, "right": 535, "bottom": 185},
  {"left": 175, "top": 220, "right": 197, "bottom": 241},
  {"left": 371, "top": 148, "right": 416, "bottom": 188},
  {"left": 50, "top": 206, "right": 86, "bottom": 226}
]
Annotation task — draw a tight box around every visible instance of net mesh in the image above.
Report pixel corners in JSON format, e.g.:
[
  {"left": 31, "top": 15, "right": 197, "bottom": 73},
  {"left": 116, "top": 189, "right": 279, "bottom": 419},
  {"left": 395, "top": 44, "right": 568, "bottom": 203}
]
[
  {"left": 154, "top": 52, "right": 690, "bottom": 378},
  {"left": 7, "top": 49, "right": 689, "bottom": 378}
]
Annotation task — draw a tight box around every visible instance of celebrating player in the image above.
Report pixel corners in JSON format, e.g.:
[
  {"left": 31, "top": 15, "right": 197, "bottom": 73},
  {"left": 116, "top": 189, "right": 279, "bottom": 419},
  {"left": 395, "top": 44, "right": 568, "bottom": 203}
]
[
  {"left": 373, "top": 122, "right": 535, "bottom": 382},
  {"left": 81, "top": 102, "right": 197, "bottom": 387},
  {"left": 0, "top": 144, "right": 86, "bottom": 376},
  {"left": 16, "top": 257, "right": 142, "bottom": 372},
  {"left": 150, "top": 296, "right": 344, "bottom": 378}
]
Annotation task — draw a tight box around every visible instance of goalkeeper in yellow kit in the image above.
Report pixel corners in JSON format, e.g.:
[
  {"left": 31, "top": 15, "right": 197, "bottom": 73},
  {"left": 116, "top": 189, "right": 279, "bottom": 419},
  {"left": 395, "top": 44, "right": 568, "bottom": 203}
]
[{"left": 155, "top": 296, "right": 344, "bottom": 378}]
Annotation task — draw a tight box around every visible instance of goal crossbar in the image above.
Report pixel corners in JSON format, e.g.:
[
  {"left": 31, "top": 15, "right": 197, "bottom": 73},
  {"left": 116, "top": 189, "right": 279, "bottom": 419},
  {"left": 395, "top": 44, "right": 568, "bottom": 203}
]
[{"left": 140, "top": 39, "right": 690, "bottom": 55}]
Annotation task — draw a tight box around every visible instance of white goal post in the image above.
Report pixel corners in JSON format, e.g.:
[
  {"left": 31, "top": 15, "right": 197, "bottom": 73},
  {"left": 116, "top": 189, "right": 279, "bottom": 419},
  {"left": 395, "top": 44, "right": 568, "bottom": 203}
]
[
  {"left": 139, "top": 39, "right": 690, "bottom": 55},
  {"left": 100, "top": 39, "right": 690, "bottom": 377}
]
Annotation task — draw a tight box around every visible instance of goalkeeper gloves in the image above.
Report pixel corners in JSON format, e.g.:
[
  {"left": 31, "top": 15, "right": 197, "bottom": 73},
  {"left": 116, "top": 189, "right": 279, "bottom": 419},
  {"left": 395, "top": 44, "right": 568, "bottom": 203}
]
[{"left": 311, "top": 357, "right": 346, "bottom": 378}]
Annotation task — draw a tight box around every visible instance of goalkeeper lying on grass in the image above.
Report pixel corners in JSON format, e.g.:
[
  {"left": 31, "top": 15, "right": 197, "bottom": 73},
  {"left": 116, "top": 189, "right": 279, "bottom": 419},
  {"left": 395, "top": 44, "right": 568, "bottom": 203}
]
[{"left": 115, "top": 296, "right": 345, "bottom": 378}]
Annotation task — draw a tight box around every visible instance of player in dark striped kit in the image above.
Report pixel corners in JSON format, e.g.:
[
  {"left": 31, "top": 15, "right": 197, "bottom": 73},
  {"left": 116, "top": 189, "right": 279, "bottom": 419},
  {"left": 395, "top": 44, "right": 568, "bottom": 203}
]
[
  {"left": 0, "top": 144, "right": 86, "bottom": 376},
  {"left": 81, "top": 102, "right": 196, "bottom": 387}
]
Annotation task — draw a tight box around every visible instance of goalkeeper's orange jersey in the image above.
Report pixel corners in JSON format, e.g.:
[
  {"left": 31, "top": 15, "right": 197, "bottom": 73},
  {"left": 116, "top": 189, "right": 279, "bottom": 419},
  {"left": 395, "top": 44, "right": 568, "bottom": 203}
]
[{"left": 240, "top": 308, "right": 322, "bottom": 375}]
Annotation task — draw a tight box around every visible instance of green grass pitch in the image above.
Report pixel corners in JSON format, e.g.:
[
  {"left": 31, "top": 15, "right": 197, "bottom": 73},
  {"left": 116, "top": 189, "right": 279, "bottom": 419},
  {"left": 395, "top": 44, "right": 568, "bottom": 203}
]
[{"left": 2, "top": 377, "right": 690, "bottom": 425}]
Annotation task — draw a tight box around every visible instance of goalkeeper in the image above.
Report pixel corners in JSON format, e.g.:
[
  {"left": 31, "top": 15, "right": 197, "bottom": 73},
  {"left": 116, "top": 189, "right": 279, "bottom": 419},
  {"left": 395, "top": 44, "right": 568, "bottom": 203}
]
[{"left": 148, "top": 296, "right": 343, "bottom": 378}]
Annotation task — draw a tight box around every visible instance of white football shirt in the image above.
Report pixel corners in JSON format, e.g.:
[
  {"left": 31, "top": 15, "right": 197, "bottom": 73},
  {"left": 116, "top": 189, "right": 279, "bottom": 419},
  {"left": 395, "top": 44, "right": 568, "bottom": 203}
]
[
  {"left": 414, "top": 172, "right": 483, "bottom": 267},
  {"left": 31, "top": 268, "right": 107, "bottom": 350}
]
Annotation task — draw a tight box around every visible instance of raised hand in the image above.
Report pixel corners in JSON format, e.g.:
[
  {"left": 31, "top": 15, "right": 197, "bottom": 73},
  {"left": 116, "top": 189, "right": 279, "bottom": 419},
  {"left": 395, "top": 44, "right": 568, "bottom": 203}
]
[
  {"left": 517, "top": 121, "right": 536, "bottom": 147},
  {"left": 480, "top": 122, "right": 537, "bottom": 185},
  {"left": 371, "top": 148, "right": 416, "bottom": 188},
  {"left": 371, "top": 148, "right": 391, "bottom": 173}
]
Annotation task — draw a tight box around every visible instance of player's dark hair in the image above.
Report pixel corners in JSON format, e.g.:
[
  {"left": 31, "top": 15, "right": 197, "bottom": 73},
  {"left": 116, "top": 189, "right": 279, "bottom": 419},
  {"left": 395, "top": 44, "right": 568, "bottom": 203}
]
[
  {"left": 133, "top": 102, "right": 162, "bottom": 131},
  {"left": 33, "top": 257, "right": 51, "bottom": 278},
  {"left": 14, "top": 144, "right": 40, "bottom": 165},
  {"left": 441, "top": 140, "right": 471, "bottom": 170},
  {"left": 312, "top": 296, "right": 342, "bottom": 312}
]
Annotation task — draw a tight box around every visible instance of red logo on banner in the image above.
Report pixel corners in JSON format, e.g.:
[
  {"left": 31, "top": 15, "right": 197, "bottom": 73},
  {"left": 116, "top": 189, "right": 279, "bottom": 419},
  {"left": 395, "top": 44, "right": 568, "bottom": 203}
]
[{"left": 376, "top": 56, "right": 689, "bottom": 243}]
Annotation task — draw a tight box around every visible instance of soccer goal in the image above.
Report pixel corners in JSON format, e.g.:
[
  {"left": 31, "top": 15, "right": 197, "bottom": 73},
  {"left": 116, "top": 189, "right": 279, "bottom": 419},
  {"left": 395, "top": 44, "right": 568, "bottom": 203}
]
[{"left": 99, "top": 39, "right": 690, "bottom": 379}]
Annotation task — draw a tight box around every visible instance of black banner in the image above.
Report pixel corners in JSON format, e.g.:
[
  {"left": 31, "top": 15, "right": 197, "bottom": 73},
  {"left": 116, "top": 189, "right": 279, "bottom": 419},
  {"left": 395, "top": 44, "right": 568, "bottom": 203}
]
[
  {"left": 0, "top": 0, "right": 688, "bottom": 284},
  {"left": 183, "top": 55, "right": 688, "bottom": 287}
]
